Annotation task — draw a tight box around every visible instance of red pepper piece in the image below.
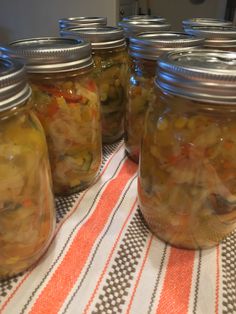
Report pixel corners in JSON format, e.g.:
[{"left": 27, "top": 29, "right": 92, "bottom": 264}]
[
  {"left": 86, "top": 80, "right": 97, "bottom": 92},
  {"left": 38, "top": 84, "right": 83, "bottom": 102}
]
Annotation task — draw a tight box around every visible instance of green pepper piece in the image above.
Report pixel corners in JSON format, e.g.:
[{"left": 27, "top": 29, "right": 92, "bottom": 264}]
[{"left": 81, "top": 151, "right": 93, "bottom": 171}]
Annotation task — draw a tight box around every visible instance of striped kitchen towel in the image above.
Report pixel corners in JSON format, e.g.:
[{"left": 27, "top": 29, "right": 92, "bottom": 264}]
[{"left": 0, "top": 140, "right": 235, "bottom": 314}]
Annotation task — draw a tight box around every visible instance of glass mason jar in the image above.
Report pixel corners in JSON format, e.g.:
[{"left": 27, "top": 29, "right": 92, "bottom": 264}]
[
  {"left": 126, "top": 32, "right": 204, "bottom": 163},
  {"left": 118, "top": 20, "right": 171, "bottom": 43},
  {"left": 184, "top": 25, "right": 236, "bottom": 51},
  {"left": 138, "top": 49, "right": 236, "bottom": 250},
  {"left": 59, "top": 16, "right": 107, "bottom": 30},
  {"left": 61, "top": 27, "right": 128, "bottom": 143},
  {"left": 10, "top": 38, "right": 102, "bottom": 196},
  {"left": 0, "top": 55, "right": 55, "bottom": 278},
  {"left": 182, "top": 17, "right": 232, "bottom": 30}
]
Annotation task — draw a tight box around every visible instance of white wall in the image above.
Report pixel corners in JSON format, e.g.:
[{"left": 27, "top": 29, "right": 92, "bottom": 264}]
[
  {"left": 138, "top": 0, "right": 227, "bottom": 31},
  {"left": 0, "top": 0, "right": 228, "bottom": 43},
  {"left": 0, "top": 0, "right": 119, "bottom": 43}
]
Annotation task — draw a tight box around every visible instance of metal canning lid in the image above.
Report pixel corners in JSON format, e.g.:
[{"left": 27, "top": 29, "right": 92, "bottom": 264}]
[
  {"left": 182, "top": 18, "right": 232, "bottom": 28},
  {"left": 118, "top": 20, "right": 171, "bottom": 38},
  {"left": 156, "top": 49, "right": 236, "bottom": 104},
  {"left": 61, "top": 27, "right": 126, "bottom": 50},
  {"left": 59, "top": 16, "right": 107, "bottom": 30},
  {"left": 9, "top": 37, "right": 93, "bottom": 73},
  {"left": 0, "top": 55, "right": 31, "bottom": 112},
  {"left": 184, "top": 26, "right": 236, "bottom": 47},
  {"left": 129, "top": 32, "right": 204, "bottom": 60},
  {"left": 122, "top": 15, "right": 167, "bottom": 23}
]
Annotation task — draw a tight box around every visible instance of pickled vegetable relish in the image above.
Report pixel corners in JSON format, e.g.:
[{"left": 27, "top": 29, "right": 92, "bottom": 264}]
[
  {"left": 31, "top": 74, "right": 102, "bottom": 195},
  {"left": 125, "top": 33, "right": 204, "bottom": 162},
  {"left": 92, "top": 48, "right": 128, "bottom": 143},
  {"left": 138, "top": 93, "right": 236, "bottom": 249},
  {"left": 125, "top": 59, "right": 155, "bottom": 162},
  {"left": 60, "top": 27, "right": 128, "bottom": 144},
  {"left": 0, "top": 108, "right": 55, "bottom": 278}
]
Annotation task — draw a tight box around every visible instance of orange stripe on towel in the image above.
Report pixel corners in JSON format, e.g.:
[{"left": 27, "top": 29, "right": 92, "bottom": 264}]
[
  {"left": 29, "top": 158, "right": 137, "bottom": 314},
  {"left": 156, "top": 248, "right": 195, "bottom": 314},
  {"left": 83, "top": 198, "right": 138, "bottom": 314}
]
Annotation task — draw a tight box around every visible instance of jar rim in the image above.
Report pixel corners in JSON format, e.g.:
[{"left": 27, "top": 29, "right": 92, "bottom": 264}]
[
  {"left": 122, "top": 15, "right": 167, "bottom": 23},
  {"left": 9, "top": 37, "right": 93, "bottom": 73},
  {"left": 156, "top": 49, "right": 236, "bottom": 104},
  {"left": 59, "top": 16, "right": 107, "bottom": 30},
  {"left": 118, "top": 20, "right": 171, "bottom": 38},
  {"left": 182, "top": 17, "right": 233, "bottom": 28},
  {"left": 60, "top": 27, "right": 126, "bottom": 50},
  {"left": 0, "top": 55, "right": 31, "bottom": 112},
  {"left": 129, "top": 32, "right": 204, "bottom": 60},
  {"left": 184, "top": 26, "right": 236, "bottom": 47}
]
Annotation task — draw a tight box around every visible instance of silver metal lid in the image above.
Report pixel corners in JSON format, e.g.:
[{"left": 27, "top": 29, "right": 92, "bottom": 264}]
[
  {"left": 182, "top": 18, "right": 233, "bottom": 29},
  {"left": 59, "top": 16, "right": 107, "bottom": 30},
  {"left": 184, "top": 26, "right": 236, "bottom": 47},
  {"left": 9, "top": 37, "right": 93, "bottom": 73},
  {"left": 0, "top": 55, "right": 31, "bottom": 112},
  {"left": 118, "top": 20, "right": 171, "bottom": 38},
  {"left": 122, "top": 15, "right": 167, "bottom": 23},
  {"left": 156, "top": 49, "right": 236, "bottom": 104},
  {"left": 129, "top": 32, "right": 204, "bottom": 60},
  {"left": 61, "top": 27, "right": 126, "bottom": 50}
]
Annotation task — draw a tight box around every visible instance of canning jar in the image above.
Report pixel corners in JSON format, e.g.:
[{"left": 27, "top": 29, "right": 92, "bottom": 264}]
[
  {"left": 126, "top": 32, "right": 204, "bottom": 162},
  {"left": 138, "top": 49, "right": 236, "bottom": 249},
  {"left": 182, "top": 17, "right": 232, "bottom": 30},
  {"left": 61, "top": 27, "right": 128, "bottom": 143},
  {"left": 118, "top": 20, "right": 171, "bottom": 42},
  {"left": 184, "top": 25, "right": 236, "bottom": 51},
  {"left": 10, "top": 38, "right": 102, "bottom": 195},
  {"left": 0, "top": 55, "right": 55, "bottom": 278},
  {"left": 59, "top": 16, "right": 107, "bottom": 30}
]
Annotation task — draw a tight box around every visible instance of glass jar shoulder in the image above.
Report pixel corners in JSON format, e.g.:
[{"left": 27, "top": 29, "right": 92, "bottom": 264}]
[
  {"left": 92, "top": 48, "right": 128, "bottom": 87},
  {"left": 143, "top": 91, "right": 236, "bottom": 157},
  {"left": 93, "top": 47, "right": 128, "bottom": 69},
  {"left": 127, "top": 58, "right": 157, "bottom": 112},
  {"left": 0, "top": 104, "right": 48, "bottom": 159}
]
